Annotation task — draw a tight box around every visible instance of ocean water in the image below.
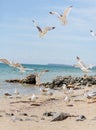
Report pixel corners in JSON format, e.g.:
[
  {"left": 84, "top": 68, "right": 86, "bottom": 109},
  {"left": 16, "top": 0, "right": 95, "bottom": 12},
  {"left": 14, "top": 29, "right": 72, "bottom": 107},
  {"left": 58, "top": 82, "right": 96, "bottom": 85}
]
[{"left": 0, "top": 63, "right": 96, "bottom": 96}]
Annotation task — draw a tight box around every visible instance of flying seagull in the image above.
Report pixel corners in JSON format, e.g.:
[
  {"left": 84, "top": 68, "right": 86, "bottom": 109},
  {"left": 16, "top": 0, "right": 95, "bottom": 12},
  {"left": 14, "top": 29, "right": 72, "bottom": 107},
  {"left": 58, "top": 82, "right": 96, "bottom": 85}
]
[
  {"left": 90, "top": 30, "right": 96, "bottom": 37},
  {"left": 35, "top": 70, "right": 49, "bottom": 86},
  {"left": 0, "top": 58, "right": 26, "bottom": 73},
  {"left": 74, "top": 56, "right": 91, "bottom": 73},
  {"left": 32, "top": 20, "right": 55, "bottom": 38},
  {"left": 49, "top": 6, "right": 73, "bottom": 25}
]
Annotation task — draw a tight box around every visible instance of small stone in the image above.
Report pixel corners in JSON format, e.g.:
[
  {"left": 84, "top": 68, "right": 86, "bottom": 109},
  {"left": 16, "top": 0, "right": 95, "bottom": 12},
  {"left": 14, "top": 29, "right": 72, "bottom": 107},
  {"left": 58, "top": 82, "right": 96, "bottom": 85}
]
[
  {"left": 43, "top": 112, "right": 57, "bottom": 117},
  {"left": 76, "top": 115, "right": 86, "bottom": 121},
  {"left": 51, "top": 112, "right": 70, "bottom": 121}
]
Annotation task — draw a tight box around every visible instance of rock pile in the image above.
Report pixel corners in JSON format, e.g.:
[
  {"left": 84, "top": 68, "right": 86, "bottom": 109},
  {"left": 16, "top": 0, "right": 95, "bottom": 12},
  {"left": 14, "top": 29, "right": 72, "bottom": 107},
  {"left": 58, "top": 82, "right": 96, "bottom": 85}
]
[{"left": 42, "top": 75, "right": 96, "bottom": 89}]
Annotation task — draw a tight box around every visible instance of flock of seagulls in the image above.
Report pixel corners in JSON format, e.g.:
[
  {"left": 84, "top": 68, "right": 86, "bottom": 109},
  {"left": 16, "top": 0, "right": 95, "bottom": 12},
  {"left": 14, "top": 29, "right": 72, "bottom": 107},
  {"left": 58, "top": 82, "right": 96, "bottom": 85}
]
[
  {"left": 32, "top": 6, "right": 73, "bottom": 38},
  {"left": 32, "top": 5, "right": 95, "bottom": 38}
]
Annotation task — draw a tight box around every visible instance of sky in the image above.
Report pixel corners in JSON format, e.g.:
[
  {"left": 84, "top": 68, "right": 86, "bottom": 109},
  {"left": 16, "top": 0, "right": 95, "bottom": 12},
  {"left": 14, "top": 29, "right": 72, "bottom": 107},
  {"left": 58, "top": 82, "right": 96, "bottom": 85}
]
[{"left": 0, "top": 0, "right": 96, "bottom": 65}]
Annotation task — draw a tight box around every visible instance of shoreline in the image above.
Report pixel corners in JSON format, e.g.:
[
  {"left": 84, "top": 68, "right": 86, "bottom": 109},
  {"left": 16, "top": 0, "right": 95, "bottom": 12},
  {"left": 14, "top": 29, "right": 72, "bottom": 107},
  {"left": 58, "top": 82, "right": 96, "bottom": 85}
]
[{"left": 0, "top": 83, "right": 96, "bottom": 130}]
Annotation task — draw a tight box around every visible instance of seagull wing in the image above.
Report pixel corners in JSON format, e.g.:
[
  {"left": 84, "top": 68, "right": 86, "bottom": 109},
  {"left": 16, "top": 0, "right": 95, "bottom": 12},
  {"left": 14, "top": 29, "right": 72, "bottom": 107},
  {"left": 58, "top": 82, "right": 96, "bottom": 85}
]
[
  {"left": 49, "top": 11, "right": 61, "bottom": 18},
  {"left": 43, "top": 26, "right": 55, "bottom": 34},
  {"left": 32, "top": 20, "right": 42, "bottom": 32},
  {"left": 63, "top": 6, "right": 73, "bottom": 18},
  {"left": 36, "top": 26, "right": 42, "bottom": 33},
  {"left": 0, "top": 58, "right": 11, "bottom": 65},
  {"left": 76, "top": 57, "right": 87, "bottom": 68}
]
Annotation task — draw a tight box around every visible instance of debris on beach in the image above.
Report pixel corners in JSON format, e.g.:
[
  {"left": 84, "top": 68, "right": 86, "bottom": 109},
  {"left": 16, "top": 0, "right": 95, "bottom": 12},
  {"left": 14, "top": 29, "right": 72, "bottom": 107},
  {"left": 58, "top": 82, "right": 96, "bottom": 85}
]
[
  {"left": 5, "top": 74, "right": 36, "bottom": 84},
  {"left": 42, "top": 75, "right": 96, "bottom": 89},
  {"left": 51, "top": 112, "right": 70, "bottom": 121},
  {"left": 76, "top": 115, "right": 86, "bottom": 121}
]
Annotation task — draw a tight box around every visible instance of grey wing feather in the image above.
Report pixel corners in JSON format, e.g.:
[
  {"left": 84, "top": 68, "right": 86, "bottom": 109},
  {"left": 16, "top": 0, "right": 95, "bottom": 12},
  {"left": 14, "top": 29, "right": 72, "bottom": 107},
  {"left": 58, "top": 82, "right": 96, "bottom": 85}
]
[
  {"left": 63, "top": 6, "right": 72, "bottom": 17},
  {"left": 36, "top": 26, "right": 42, "bottom": 32}
]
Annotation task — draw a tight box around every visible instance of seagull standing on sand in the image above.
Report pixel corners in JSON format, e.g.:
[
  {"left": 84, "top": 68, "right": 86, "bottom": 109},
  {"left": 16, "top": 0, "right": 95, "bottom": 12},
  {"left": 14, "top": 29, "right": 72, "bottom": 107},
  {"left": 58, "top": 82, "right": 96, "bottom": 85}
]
[
  {"left": 64, "top": 95, "right": 71, "bottom": 105},
  {"left": 49, "top": 6, "right": 73, "bottom": 25},
  {"left": 84, "top": 89, "right": 96, "bottom": 102},
  {"left": 30, "top": 94, "right": 37, "bottom": 102},
  {"left": 74, "top": 56, "right": 91, "bottom": 74},
  {"left": 32, "top": 20, "right": 55, "bottom": 38},
  {"left": 90, "top": 30, "right": 96, "bottom": 37}
]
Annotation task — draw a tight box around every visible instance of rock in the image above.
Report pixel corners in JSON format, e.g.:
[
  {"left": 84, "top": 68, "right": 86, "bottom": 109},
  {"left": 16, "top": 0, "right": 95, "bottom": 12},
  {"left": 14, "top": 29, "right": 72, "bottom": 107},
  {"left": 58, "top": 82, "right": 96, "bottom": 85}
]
[
  {"left": 43, "top": 112, "right": 57, "bottom": 117},
  {"left": 42, "top": 75, "right": 96, "bottom": 89},
  {"left": 51, "top": 112, "right": 70, "bottom": 121},
  {"left": 5, "top": 79, "right": 20, "bottom": 83},
  {"left": 5, "top": 74, "right": 36, "bottom": 84},
  {"left": 21, "top": 74, "right": 36, "bottom": 84},
  {"left": 76, "top": 115, "right": 86, "bottom": 121},
  {"left": 4, "top": 93, "right": 12, "bottom": 96},
  {"left": 20, "top": 113, "right": 28, "bottom": 116}
]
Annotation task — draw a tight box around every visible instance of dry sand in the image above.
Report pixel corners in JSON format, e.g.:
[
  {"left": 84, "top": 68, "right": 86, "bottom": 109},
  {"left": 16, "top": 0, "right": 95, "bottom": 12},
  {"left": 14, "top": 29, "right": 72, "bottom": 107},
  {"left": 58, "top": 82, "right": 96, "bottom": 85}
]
[{"left": 0, "top": 85, "right": 96, "bottom": 130}]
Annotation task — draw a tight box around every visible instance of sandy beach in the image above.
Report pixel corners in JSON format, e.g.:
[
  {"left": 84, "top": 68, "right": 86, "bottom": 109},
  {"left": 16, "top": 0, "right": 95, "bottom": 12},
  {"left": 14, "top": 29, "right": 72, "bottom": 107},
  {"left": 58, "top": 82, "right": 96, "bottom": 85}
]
[{"left": 0, "top": 85, "right": 96, "bottom": 130}]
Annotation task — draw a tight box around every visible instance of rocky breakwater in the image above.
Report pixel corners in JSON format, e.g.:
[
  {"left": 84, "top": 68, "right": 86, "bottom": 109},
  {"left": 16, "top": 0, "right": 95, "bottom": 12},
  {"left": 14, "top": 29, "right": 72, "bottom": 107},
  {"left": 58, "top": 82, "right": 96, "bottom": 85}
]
[
  {"left": 42, "top": 75, "right": 96, "bottom": 89},
  {"left": 5, "top": 74, "right": 36, "bottom": 84}
]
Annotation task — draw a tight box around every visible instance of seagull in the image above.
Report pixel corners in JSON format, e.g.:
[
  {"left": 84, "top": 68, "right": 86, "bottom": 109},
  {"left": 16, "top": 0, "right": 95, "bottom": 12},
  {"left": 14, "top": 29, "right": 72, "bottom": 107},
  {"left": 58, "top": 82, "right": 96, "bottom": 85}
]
[
  {"left": 40, "top": 87, "right": 51, "bottom": 95},
  {"left": 14, "top": 88, "right": 19, "bottom": 95},
  {"left": 32, "top": 20, "right": 55, "bottom": 38},
  {"left": 62, "top": 84, "right": 68, "bottom": 93},
  {"left": 0, "top": 58, "right": 26, "bottom": 73},
  {"left": 90, "top": 30, "right": 96, "bottom": 37},
  {"left": 64, "top": 95, "right": 71, "bottom": 105},
  {"left": 74, "top": 56, "right": 91, "bottom": 74},
  {"left": 35, "top": 70, "right": 49, "bottom": 86},
  {"left": 30, "top": 94, "right": 37, "bottom": 102},
  {"left": 49, "top": 6, "right": 73, "bottom": 25},
  {"left": 84, "top": 89, "right": 96, "bottom": 102}
]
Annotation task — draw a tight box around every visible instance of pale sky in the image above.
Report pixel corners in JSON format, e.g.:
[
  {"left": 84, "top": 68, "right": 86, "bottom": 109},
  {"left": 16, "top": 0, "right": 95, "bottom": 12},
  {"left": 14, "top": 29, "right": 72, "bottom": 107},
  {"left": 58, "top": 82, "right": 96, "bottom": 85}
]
[{"left": 0, "top": 0, "right": 96, "bottom": 65}]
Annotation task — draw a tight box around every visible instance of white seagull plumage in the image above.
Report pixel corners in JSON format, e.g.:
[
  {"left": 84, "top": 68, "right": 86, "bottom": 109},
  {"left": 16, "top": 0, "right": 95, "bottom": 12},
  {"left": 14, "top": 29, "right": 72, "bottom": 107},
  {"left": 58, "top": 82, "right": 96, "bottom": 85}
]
[
  {"left": 74, "top": 56, "right": 91, "bottom": 73},
  {"left": 90, "top": 30, "right": 96, "bottom": 37},
  {"left": 0, "top": 58, "right": 26, "bottom": 73},
  {"left": 32, "top": 20, "right": 55, "bottom": 38},
  {"left": 84, "top": 89, "right": 96, "bottom": 102},
  {"left": 35, "top": 70, "right": 49, "bottom": 86},
  {"left": 30, "top": 94, "right": 37, "bottom": 102},
  {"left": 49, "top": 6, "right": 73, "bottom": 25}
]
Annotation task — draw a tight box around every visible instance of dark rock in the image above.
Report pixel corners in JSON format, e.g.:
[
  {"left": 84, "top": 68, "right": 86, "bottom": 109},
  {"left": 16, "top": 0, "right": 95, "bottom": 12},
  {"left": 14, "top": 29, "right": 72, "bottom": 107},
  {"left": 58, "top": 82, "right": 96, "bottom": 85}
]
[
  {"left": 42, "top": 75, "right": 96, "bottom": 89},
  {"left": 4, "top": 93, "right": 12, "bottom": 96},
  {"left": 5, "top": 79, "right": 20, "bottom": 83},
  {"left": 20, "top": 113, "right": 28, "bottom": 116},
  {"left": 5, "top": 74, "right": 36, "bottom": 84},
  {"left": 21, "top": 74, "right": 36, "bottom": 84},
  {"left": 51, "top": 112, "right": 70, "bottom": 121},
  {"left": 43, "top": 112, "right": 57, "bottom": 117},
  {"left": 76, "top": 115, "right": 86, "bottom": 121}
]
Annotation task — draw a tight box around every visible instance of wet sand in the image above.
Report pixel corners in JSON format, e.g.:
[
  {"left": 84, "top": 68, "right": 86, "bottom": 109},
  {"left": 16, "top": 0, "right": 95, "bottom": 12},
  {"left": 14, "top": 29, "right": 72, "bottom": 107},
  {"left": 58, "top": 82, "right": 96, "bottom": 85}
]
[{"left": 0, "top": 85, "right": 96, "bottom": 130}]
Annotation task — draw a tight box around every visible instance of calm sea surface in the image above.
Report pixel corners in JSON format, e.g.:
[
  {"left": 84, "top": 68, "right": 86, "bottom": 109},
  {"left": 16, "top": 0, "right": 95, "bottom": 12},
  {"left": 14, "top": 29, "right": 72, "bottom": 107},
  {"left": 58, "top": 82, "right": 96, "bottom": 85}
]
[{"left": 0, "top": 63, "right": 96, "bottom": 96}]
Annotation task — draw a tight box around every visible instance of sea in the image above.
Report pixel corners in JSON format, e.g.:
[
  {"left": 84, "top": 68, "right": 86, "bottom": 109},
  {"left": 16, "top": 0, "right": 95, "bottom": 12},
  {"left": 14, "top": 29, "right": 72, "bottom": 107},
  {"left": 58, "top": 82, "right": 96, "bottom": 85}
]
[{"left": 0, "top": 63, "right": 96, "bottom": 96}]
